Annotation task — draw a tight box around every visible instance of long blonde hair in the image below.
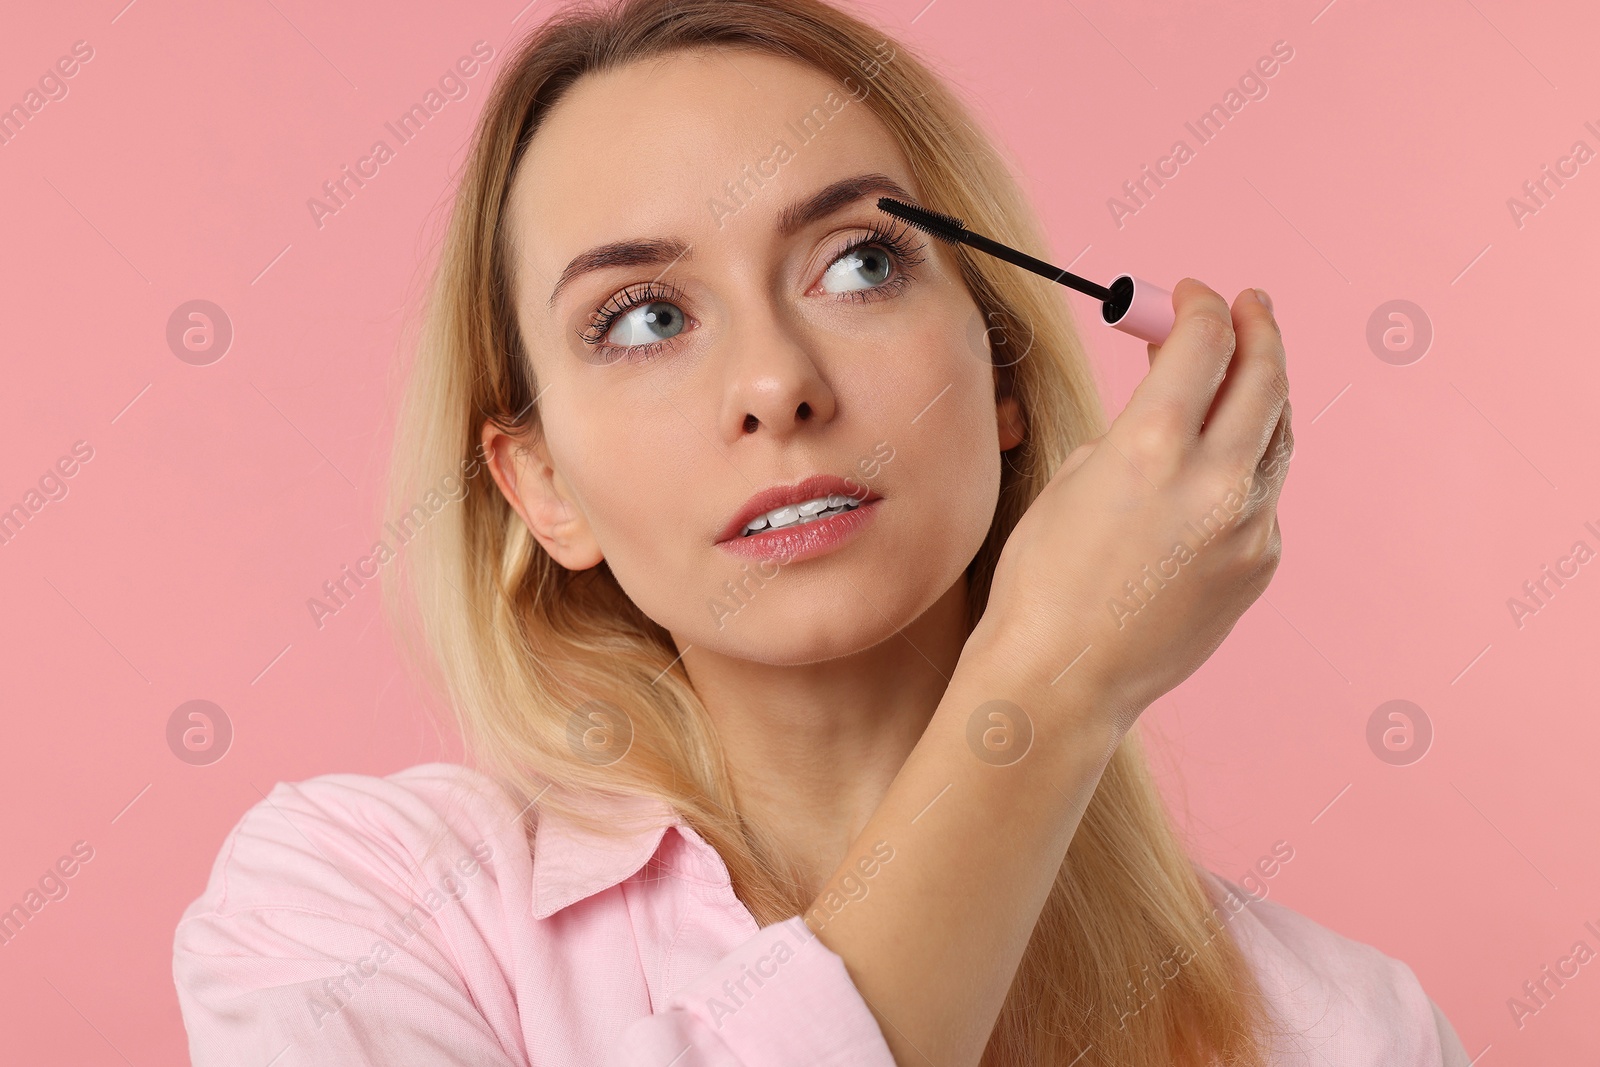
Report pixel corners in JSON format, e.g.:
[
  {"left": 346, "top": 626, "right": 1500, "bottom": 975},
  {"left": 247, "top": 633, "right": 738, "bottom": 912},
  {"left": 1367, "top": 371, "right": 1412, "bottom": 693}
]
[{"left": 382, "top": 0, "right": 1281, "bottom": 1062}]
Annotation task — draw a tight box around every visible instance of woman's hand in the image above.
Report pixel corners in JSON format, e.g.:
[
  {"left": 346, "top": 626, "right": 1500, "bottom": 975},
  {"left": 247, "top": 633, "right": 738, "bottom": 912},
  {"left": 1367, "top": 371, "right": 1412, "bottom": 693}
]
[{"left": 970, "top": 279, "right": 1293, "bottom": 737}]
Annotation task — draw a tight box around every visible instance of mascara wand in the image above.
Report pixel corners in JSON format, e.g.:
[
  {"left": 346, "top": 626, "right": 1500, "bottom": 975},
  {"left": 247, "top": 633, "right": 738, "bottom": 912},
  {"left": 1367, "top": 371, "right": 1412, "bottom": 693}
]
[{"left": 877, "top": 197, "right": 1175, "bottom": 346}]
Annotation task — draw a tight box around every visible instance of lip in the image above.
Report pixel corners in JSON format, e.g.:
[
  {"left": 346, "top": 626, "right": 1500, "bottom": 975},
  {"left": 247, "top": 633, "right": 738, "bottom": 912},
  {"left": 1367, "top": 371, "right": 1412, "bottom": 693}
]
[{"left": 716, "top": 473, "right": 883, "bottom": 545}]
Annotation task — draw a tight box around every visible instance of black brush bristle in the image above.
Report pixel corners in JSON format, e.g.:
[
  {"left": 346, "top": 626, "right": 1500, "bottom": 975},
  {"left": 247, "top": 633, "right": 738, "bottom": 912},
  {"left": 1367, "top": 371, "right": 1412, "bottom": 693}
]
[{"left": 877, "top": 197, "right": 967, "bottom": 244}]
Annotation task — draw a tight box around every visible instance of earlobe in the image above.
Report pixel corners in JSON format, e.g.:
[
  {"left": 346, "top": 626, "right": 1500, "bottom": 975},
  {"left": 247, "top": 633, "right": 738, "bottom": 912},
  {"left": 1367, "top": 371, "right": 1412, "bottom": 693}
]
[
  {"left": 996, "top": 395, "right": 1026, "bottom": 452},
  {"left": 479, "top": 420, "right": 605, "bottom": 570}
]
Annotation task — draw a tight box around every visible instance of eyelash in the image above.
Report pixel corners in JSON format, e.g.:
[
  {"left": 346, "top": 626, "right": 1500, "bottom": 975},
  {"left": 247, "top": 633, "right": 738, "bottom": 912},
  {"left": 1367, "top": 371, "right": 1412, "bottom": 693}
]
[{"left": 577, "top": 219, "right": 929, "bottom": 364}]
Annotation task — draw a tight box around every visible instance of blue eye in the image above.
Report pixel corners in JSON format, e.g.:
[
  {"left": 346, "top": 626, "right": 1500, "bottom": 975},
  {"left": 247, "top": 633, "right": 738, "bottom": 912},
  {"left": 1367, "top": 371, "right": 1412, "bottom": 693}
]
[
  {"left": 579, "top": 281, "right": 688, "bottom": 362},
  {"left": 577, "top": 221, "right": 927, "bottom": 364},
  {"left": 821, "top": 245, "right": 895, "bottom": 294},
  {"left": 603, "top": 300, "right": 685, "bottom": 347}
]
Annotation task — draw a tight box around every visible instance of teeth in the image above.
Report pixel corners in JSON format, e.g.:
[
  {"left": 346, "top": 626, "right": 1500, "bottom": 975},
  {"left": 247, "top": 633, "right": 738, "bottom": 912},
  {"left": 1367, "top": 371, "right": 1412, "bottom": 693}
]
[{"left": 742, "top": 494, "right": 863, "bottom": 536}]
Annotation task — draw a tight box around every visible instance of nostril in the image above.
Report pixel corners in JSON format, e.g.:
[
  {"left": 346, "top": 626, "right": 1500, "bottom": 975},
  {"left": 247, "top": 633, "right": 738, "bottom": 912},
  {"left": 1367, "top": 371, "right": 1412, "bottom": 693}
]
[
  {"left": 743, "top": 413, "right": 759, "bottom": 433},
  {"left": 796, "top": 401, "right": 811, "bottom": 421}
]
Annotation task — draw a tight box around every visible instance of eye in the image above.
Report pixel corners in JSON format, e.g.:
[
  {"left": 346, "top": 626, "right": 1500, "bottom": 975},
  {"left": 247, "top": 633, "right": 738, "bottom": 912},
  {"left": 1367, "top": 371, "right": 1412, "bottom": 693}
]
[
  {"left": 604, "top": 300, "right": 686, "bottom": 347},
  {"left": 817, "top": 220, "right": 927, "bottom": 301},
  {"left": 821, "top": 244, "right": 894, "bottom": 293},
  {"left": 578, "top": 281, "right": 689, "bottom": 362}
]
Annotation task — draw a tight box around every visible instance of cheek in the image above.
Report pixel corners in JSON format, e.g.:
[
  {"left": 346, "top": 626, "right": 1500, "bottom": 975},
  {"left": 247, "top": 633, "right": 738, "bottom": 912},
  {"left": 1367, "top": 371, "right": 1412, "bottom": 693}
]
[{"left": 549, "top": 400, "right": 705, "bottom": 582}]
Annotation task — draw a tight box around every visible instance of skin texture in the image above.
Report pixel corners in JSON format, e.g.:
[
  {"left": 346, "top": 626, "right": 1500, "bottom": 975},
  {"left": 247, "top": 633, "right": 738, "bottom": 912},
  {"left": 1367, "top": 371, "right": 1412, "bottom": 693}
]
[
  {"left": 484, "top": 46, "right": 1305, "bottom": 1065},
  {"left": 485, "top": 48, "right": 1025, "bottom": 889}
]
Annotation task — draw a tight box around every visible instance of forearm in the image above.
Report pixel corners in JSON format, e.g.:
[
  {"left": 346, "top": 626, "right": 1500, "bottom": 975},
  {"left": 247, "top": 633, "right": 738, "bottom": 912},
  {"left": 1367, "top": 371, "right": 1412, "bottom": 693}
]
[{"left": 807, "top": 645, "right": 1124, "bottom": 1067}]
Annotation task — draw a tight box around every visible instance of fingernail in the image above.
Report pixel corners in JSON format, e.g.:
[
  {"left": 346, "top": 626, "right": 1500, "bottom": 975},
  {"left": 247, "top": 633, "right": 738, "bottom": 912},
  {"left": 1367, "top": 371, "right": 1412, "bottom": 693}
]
[{"left": 1253, "top": 287, "right": 1274, "bottom": 312}]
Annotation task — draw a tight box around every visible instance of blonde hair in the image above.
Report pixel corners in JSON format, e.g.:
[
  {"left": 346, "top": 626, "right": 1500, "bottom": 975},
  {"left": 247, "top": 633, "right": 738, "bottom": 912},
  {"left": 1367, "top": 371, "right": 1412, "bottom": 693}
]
[{"left": 382, "top": 0, "right": 1281, "bottom": 1062}]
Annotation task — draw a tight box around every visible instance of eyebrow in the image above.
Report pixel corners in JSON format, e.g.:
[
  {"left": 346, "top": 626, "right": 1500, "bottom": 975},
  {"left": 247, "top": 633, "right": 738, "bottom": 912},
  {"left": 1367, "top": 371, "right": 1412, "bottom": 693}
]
[{"left": 546, "top": 172, "right": 918, "bottom": 309}]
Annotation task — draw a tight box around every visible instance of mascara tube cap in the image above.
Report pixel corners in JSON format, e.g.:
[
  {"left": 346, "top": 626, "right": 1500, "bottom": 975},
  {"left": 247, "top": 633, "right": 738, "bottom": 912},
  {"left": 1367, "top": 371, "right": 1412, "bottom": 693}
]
[{"left": 1101, "top": 274, "right": 1174, "bottom": 346}]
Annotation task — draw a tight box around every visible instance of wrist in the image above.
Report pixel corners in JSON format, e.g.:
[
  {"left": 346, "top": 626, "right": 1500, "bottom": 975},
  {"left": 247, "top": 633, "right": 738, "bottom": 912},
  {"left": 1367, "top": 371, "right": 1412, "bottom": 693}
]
[{"left": 948, "top": 628, "right": 1127, "bottom": 773}]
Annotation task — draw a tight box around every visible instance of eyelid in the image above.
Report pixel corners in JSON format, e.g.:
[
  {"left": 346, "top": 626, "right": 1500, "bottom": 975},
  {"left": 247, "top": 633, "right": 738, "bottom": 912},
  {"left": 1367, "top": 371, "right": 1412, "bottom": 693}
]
[
  {"left": 810, "top": 219, "right": 927, "bottom": 293},
  {"left": 581, "top": 221, "right": 926, "bottom": 356}
]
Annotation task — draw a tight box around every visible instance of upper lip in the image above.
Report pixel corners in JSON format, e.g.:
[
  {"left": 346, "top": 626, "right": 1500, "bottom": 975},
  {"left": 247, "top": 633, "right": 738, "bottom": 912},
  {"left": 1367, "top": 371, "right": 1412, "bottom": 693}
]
[{"left": 717, "top": 473, "right": 882, "bottom": 543}]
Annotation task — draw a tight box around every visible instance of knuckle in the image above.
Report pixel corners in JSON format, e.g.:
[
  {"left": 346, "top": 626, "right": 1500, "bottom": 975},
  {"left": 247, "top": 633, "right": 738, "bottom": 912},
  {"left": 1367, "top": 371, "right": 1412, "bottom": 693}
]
[
  {"left": 1201, "top": 468, "right": 1249, "bottom": 511},
  {"left": 1276, "top": 421, "right": 1296, "bottom": 468},
  {"left": 1127, "top": 403, "right": 1188, "bottom": 465},
  {"left": 1190, "top": 311, "right": 1237, "bottom": 358},
  {"left": 1236, "top": 514, "right": 1281, "bottom": 574},
  {"left": 1264, "top": 365, "right": 1291, "bottom": 407}
]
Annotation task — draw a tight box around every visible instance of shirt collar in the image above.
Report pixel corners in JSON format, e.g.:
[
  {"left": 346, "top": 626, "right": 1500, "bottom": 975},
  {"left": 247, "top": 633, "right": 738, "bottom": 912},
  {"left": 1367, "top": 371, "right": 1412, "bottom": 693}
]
[{"left": 529, "top": 786, "right": 720, "bottom": 920}]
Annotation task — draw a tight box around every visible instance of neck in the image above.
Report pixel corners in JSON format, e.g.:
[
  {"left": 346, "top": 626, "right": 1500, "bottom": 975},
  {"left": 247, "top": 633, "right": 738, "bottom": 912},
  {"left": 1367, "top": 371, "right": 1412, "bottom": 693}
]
[{"left": 677, "top": 579, "right": 973, "bottom": 900}]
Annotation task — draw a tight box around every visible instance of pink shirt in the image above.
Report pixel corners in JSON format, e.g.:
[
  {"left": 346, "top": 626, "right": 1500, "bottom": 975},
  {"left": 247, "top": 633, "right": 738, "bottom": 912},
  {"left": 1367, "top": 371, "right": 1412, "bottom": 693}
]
[{"left": 172, "top": 763, "right": 1467, "bottom": 1065}]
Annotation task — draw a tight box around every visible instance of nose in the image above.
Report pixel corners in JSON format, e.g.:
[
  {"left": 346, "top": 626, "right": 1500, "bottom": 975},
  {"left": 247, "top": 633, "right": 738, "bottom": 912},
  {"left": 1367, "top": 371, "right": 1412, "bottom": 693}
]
[{"left": 718, "top": 301, "right": 837, "bottom": 443}]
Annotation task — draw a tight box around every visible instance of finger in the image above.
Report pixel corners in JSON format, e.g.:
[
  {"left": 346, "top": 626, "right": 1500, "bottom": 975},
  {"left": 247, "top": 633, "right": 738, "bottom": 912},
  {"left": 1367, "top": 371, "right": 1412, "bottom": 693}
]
[
  {"left": 1200, "top": 287, "right": 1288, "bottom": 475},
  {"left": 1056, "top": 437, "right": 1100, "bottom": 479},
  {"left": 1125, "top": 278, "right": 1239, "bottom": 437},
  {"left": 1257, "top": 399, "right": 1293, "bottom": 491},
  {"left": 1239, "top": 399, "right": 1293, "bottom": 514}
]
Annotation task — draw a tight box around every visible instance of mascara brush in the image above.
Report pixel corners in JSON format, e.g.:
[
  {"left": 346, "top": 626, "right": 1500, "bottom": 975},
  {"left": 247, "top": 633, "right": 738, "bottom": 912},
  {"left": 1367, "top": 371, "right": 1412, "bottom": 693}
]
[{"left": 877, "top": 197, "right": 1175, "bottom": 346}]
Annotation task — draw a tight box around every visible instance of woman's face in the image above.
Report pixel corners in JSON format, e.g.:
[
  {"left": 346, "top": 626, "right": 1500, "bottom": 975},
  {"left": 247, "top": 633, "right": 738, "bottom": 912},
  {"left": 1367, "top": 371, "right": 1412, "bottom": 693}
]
[{"left": 491, "top": 47, "right": 1024, "bottom": 666}]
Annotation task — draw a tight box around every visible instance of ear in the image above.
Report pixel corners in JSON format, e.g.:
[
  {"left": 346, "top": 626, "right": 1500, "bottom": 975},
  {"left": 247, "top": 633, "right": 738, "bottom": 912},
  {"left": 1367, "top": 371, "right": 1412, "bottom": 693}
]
[
  {"left": 479, "top": 419, "right": 604, "bottom": 570},
  {"left": 994, "top": 367, "right": 1025, "bottom": 452}
]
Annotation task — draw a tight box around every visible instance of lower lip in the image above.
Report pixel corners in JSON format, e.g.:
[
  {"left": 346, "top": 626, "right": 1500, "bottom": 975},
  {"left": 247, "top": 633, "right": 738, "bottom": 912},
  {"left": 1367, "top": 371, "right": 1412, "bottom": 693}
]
[{"left": 716, "top": 499, "right": 882, "bottom": 563}]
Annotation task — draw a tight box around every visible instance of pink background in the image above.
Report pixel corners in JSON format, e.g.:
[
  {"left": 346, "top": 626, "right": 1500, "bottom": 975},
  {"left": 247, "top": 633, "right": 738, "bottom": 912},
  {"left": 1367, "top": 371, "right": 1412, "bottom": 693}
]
[{"left": 2, "top": 0, "right": 1596, "bottom": 1061}]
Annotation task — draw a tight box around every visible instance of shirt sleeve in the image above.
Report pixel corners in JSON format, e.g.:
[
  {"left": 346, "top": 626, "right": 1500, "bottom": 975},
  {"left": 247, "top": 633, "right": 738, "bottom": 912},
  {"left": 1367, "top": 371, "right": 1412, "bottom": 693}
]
[
  {"left": 172, "top": 778, "right": 528, "bottom": 1067},
  {"left": 607, "top": 916, "right": 898, "bottom": 1067},
  {"left": 173, "top": 773, "right": 897, "bottom": 1067},
  {"left": 1430, "top": 999, "right": 1470, "bottom": 1067}
]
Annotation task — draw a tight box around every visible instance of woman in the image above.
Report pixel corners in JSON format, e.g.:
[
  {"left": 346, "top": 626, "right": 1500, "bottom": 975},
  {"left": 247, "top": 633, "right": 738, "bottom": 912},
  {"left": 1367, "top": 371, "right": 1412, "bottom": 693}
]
[{"left": 172, "top": 0, "right": 1469, "bottom": 1063}]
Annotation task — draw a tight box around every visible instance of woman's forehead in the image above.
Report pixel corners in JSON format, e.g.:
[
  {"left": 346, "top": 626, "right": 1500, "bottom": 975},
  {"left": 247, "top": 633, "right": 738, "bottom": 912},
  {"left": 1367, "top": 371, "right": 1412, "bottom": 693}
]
[{"left": 506, "top": 49, "right": 909, "bottom": 309}]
